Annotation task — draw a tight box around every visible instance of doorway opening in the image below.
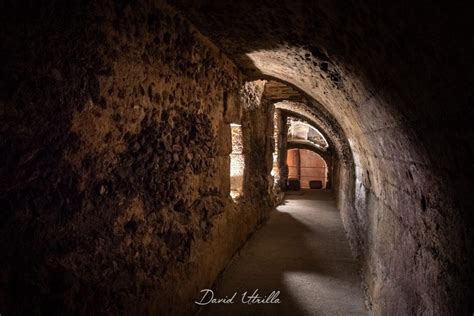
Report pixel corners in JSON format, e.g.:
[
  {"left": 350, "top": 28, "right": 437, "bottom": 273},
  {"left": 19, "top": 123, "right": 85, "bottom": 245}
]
[
  {"left": 230, "top": 123, "right": 244, "bottom": 199},
  {"left": 287, "top": 148, "right": 328, "bottom": 189}
]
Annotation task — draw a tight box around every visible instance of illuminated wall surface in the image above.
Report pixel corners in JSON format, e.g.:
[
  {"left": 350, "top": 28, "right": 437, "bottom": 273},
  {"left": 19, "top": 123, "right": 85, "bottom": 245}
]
[
  {"left": 287, "top": 118, "right": 329, "bottom": 150},
  {"left": 287, "top": 149, "right": 327, "bottom": 188}
]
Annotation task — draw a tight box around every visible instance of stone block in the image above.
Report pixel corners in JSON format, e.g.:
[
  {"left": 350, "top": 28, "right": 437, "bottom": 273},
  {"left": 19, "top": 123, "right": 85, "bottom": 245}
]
[
  {"left": 216, "top": 121, "right": 232, "bottom": 156},
  {"left": 224, "top": 90, "right": 242, "bottom": 123},
  {"left": 217, "top": 156, "right": 231, "bottom": 196}
]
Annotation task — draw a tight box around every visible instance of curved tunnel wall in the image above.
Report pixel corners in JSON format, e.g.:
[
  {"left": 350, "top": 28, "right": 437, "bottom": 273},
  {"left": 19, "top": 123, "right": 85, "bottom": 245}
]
[
  {"left": 276, "top": 102, "right": 354, "bottom": 208},
  {"left": 244, "top": 41, "right": 465, "bottom": 316},
  {"left": 1, "top": 0, "right": 473, "bottom": 315},
  {"left": 167, "top": 0, "right": 474, "bottom": 314}
]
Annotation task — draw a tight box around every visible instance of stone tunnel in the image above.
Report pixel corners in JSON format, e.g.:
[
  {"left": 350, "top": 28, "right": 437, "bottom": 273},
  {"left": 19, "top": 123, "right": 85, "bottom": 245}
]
[{"left": 1, "top": 0, "right": 473, "bottom": 315}]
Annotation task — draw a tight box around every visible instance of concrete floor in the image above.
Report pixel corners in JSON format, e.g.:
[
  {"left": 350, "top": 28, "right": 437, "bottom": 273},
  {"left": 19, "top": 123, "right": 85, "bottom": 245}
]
[{"left": 197, "top": 190, "right": 368, "bottom": 316}]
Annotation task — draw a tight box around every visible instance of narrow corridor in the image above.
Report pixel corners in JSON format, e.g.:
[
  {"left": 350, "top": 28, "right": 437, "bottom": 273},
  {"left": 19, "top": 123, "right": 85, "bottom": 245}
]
[
  {"left": 198, "top": 190, "right": 367, "bottom": 316},
  {"left": 3, "top": 2, "right": 472, "bottom": 314}
]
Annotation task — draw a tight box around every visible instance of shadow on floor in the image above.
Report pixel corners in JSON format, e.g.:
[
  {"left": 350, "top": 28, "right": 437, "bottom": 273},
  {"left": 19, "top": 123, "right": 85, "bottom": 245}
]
[{"left": 195, "top": 190, "right": 367, "bottom": 316}]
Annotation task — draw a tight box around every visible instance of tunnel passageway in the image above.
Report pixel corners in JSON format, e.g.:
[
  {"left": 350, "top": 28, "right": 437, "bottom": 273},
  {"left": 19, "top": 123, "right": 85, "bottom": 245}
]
[
  {"left": 198, "top": 190, "right": 367, "bottom": 316},
  {"left": 1, "top": 1, "right": 473, "bottom": 314}
]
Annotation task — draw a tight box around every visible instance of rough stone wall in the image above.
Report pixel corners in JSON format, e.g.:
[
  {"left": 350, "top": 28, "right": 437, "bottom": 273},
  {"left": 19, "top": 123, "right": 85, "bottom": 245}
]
[
  {"left": 0, "top": 1, "right": 274, "bottom": 315},
  {"left": 240, "top": 80, "right": 276, "bottom": 214},
  {"left": 166, "top": 1, "right": 474, "bottom": 314},
  {"left": 275, "top": 110, "right": 289, "bottom": 191},
  {"left": 271, "top": 109, "right": 282, "bottom": 189}
]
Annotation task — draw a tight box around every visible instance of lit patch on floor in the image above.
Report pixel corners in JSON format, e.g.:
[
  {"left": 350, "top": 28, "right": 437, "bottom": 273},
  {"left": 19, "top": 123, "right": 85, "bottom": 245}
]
[{"left": 282, "top": 272, "right": 366, "bottom": 315}]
